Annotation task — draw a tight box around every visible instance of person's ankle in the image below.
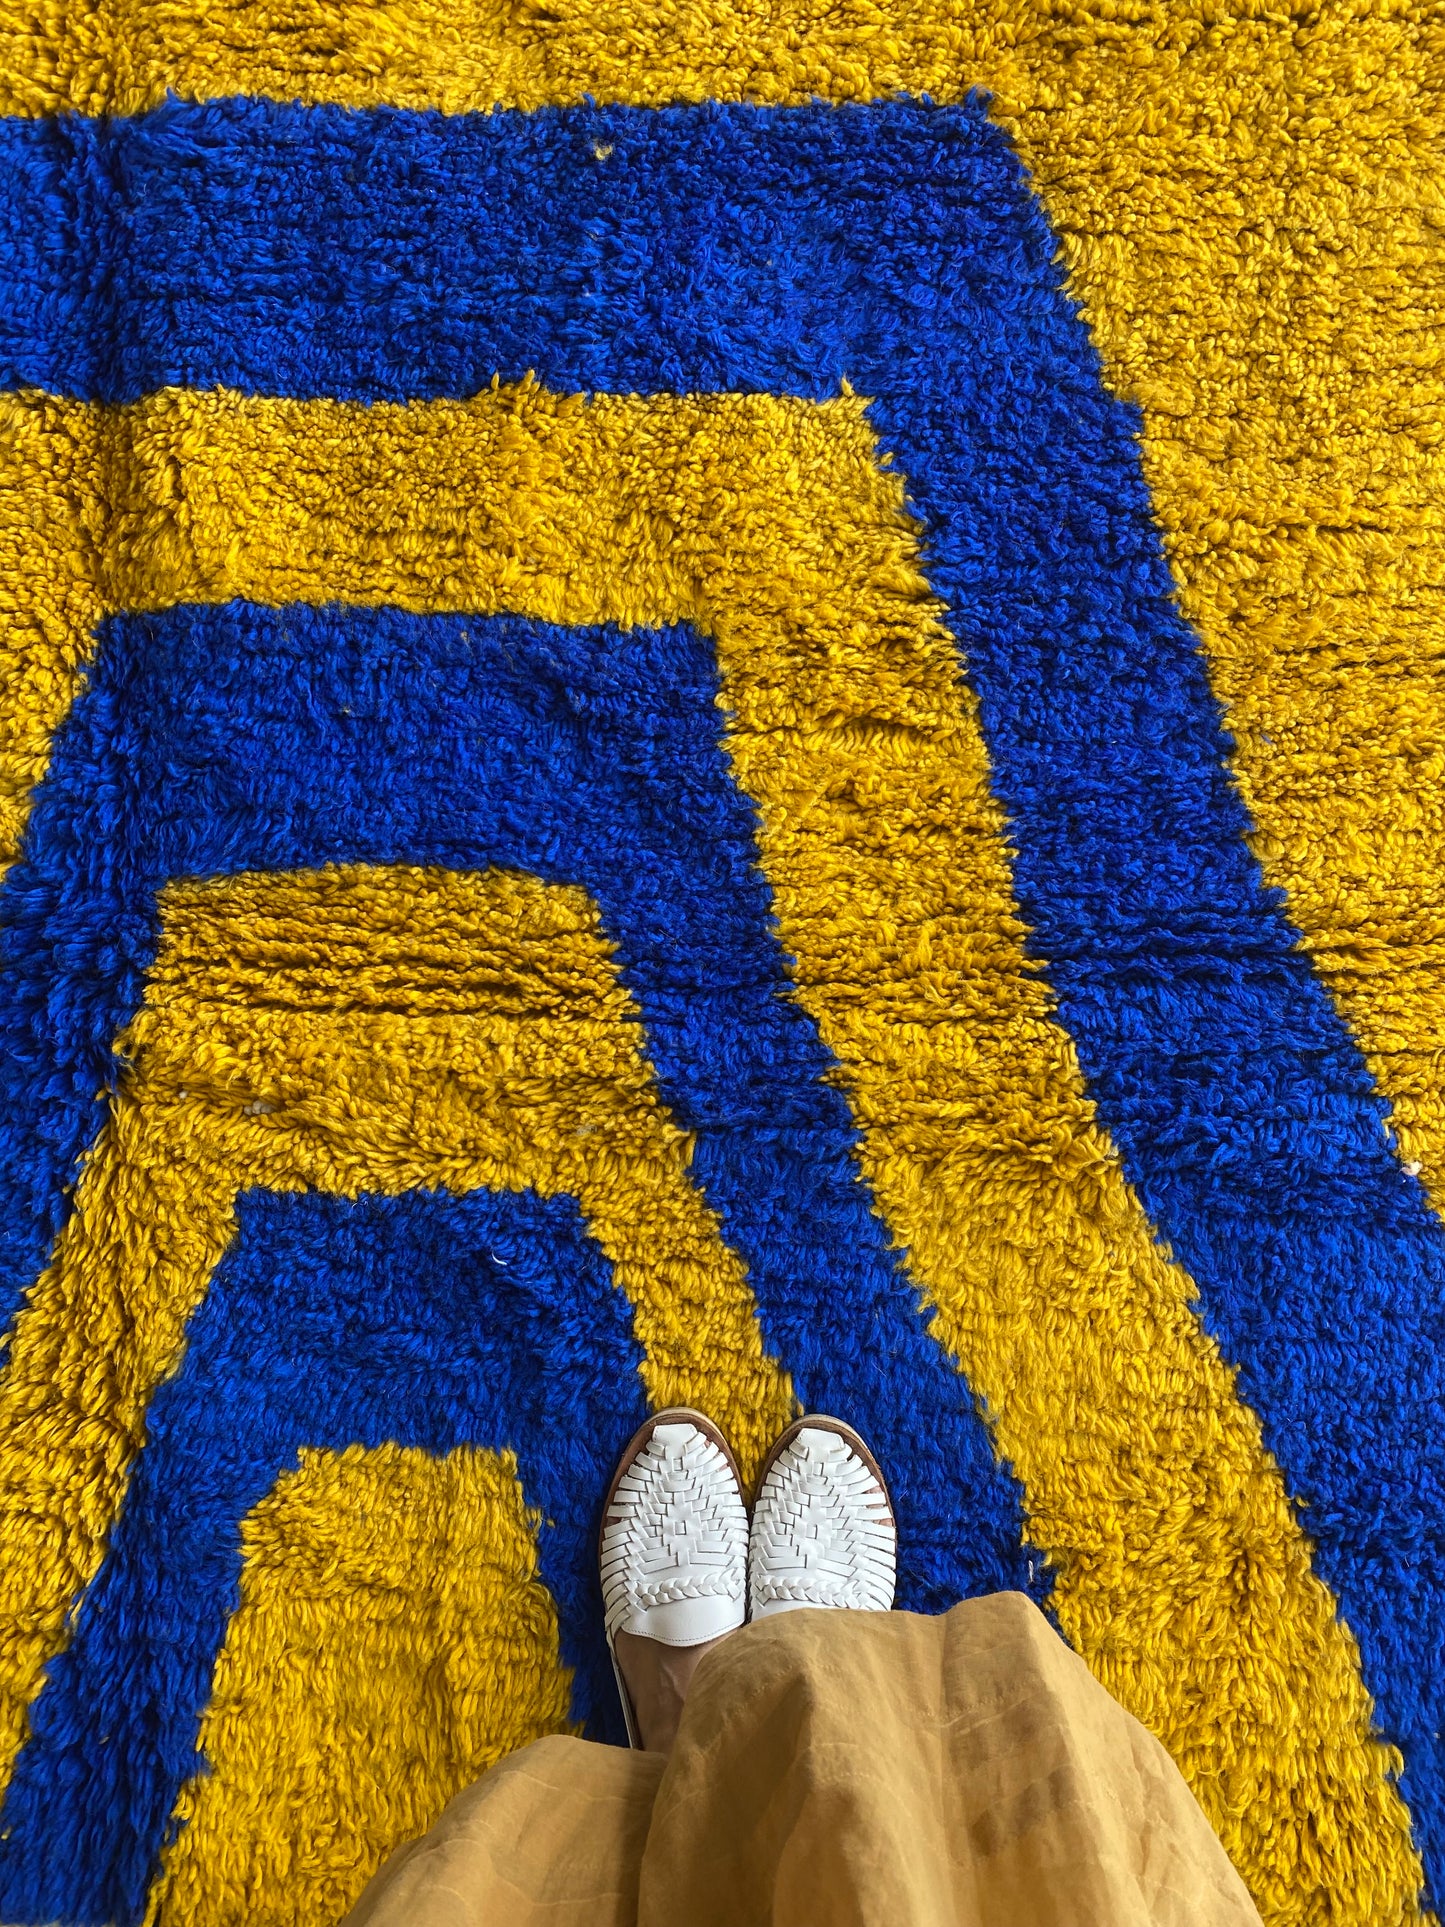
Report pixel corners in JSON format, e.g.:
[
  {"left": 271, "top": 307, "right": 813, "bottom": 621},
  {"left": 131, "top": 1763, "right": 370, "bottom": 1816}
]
[{"left": 613, "top": 1629, "right": 729, "bottom": 1751}]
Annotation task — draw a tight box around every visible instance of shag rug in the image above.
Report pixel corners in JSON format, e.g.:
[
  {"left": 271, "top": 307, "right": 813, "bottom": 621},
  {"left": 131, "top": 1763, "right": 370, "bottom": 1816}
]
[{"left": 0, "top": 8, "right": 1440, "bottom": 1924}]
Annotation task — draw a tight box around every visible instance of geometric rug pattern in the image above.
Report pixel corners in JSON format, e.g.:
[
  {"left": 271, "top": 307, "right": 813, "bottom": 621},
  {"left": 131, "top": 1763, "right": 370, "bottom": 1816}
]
[{"left": 0, "top": 20, "right": 1441, "bottom": 1926}]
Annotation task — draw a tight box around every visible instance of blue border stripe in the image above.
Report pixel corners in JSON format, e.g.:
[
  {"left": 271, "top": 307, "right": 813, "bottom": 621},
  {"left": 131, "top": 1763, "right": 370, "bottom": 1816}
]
[{"left": 0, "top": 97, "right": 1442, "bottom": 1890}]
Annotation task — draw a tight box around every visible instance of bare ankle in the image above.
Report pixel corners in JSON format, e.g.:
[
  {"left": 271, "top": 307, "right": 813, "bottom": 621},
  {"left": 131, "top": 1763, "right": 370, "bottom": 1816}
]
[{"left": 614, "top": 1629, "right": 731, "bottom": 1752}]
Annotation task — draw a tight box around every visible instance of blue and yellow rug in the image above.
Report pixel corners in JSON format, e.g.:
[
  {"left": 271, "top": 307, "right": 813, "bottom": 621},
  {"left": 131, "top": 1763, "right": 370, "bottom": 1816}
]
[{"left": 0, "top": 8, "right": 1441, "bottom": 1923}]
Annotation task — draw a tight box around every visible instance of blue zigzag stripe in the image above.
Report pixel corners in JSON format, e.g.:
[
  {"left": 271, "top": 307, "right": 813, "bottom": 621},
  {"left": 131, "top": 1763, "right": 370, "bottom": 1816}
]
[{"left": 0, "top": 97, "right": 1441, "bottom": 1892}]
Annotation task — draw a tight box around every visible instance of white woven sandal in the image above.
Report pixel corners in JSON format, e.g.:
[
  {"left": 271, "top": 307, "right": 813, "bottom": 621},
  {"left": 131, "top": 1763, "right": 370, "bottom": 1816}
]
[
  {"left": 599, "top": 1408, "right": 748, "bottom": 1747},
  {"left": 749, "top": 1415, "right": 896, "bottom": 1619}
]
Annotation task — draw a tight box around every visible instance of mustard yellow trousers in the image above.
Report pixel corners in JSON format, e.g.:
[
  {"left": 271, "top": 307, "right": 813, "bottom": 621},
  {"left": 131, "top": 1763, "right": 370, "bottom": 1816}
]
[{"left": 345, "top": 1592, "right": 1263, "bottom": 1927}]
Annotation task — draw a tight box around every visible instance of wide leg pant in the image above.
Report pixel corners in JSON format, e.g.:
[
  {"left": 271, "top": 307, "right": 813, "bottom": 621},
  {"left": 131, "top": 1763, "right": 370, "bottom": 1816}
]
[{"left": 344, "top": 1591, "right": 1263, "bottom": 1927}]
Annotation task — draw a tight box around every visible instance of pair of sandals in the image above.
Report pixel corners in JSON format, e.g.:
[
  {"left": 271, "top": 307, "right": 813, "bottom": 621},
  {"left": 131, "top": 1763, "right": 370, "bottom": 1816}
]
[{"left": 599, "top": 1408, "right": 897, "bottom": 1747}]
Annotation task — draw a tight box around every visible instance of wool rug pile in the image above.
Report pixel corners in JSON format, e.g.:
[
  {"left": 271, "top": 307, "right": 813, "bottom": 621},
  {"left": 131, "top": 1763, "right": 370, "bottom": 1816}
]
[{"left": 0, "top": 5, "right": 1440, "bottom": 1923}]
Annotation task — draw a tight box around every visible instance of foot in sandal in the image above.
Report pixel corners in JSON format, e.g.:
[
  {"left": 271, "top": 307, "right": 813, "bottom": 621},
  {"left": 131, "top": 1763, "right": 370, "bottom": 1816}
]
[
  {"left": 600, "top": 1409, "right": 748, "bottom": 1752},
  {"left": 748, "top": 1416, "right": 896, "bottom": 1618}
]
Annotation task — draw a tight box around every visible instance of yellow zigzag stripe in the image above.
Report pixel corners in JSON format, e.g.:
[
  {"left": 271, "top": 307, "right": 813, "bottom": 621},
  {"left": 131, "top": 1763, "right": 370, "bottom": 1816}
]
[
  {"left": 148, "top": 1443, "right": 577, "bottom": 1927},
  {"left": 0, "top": 862, "right": 794, "bottom": 1799},
  {"left": 3, "top": 2, "right": 1438, "bottom": 1212},
  {"left": 0, "top": 381, "right": 1424, "bottom": 1919},
  {"left": 0, "top": 393, "right": 104, "bottom": 872}
]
